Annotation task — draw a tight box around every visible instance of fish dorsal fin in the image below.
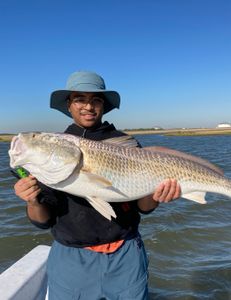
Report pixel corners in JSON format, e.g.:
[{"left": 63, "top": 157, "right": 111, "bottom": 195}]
[
  {"left": 144, "top": 146, "right": 224, "bottom": 176},
  {"left": 182, "top": 192, "right": 207, "bottom": 204},
  {"left": 103, "top": 135, "right": 139, "bottom": 148}
]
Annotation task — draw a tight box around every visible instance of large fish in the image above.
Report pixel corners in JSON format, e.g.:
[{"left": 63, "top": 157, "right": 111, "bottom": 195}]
[{"left": 9, "top": 132, "right": 231, "bottom": 220}]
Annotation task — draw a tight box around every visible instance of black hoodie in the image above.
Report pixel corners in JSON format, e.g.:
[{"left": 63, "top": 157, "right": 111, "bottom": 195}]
[
  {"left": 30, "top": 122, "right": 141, "bottom": 248},
  {"left": 64, "top": 121, "right": 124, "bottom": 139}
]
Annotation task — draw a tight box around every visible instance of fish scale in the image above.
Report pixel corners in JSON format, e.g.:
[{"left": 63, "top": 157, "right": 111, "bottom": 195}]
[
  {"left": 80, "top": 141, "right": 152, "bottom": 195},
  {"left": 79, "top": 138, "right": 231, "bottom": 198}
]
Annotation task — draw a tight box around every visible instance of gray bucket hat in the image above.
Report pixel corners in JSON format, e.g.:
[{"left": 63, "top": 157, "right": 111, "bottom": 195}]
[{"left": 50, "top": 71, "right": 120, "bottom": 117}]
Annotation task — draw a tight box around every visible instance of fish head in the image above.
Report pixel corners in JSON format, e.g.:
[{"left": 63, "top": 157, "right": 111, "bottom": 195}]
[{"left": 9, "top": 132, "right": 82, "bottom": 185}]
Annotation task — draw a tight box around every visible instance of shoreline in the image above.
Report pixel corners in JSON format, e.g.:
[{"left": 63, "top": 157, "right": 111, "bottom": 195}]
[
  {"left": 0, "top": 135, "right": 15, "bottom": 142},
  {"left": 1, "top": 128, "right": 231, "bottom": 142},
  {"left": 124, "top": 127, "right": 231, "bottom": 136}
]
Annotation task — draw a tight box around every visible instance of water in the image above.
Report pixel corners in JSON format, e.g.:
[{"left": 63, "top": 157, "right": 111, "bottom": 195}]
[
  {"left": 0, "top": 142, "right": 53, "bottom": 273},
  {"left": 1, "top": 135, "right": 231, "bottom": 299}
]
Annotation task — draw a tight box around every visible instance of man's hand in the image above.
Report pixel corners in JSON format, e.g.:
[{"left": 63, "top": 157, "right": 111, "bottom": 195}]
[
  {"left": 137, "top": 179, "right": 181, "bottom": 212},
  {"left": 153, "top": 179, "right": 181, "bottom": 203},
  {"left": 14, "top": 175, "right": 51, "bottom": 223},
  {"left": 14, "top": 175, "right": 41, "bottom": 206}
]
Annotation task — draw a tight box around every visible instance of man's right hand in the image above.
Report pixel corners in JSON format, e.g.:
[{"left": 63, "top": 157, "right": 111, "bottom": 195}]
[
  {"left": 14, "top": 175, "right": 51, "bottom": 223},
  {"left": 14, "top": 175, "right": 41, "bottom": 206}
]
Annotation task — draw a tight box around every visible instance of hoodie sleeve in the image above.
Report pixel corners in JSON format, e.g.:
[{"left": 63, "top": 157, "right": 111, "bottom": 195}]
[{"left": 27, "top": 183, "right": 60, "bottom": 229}]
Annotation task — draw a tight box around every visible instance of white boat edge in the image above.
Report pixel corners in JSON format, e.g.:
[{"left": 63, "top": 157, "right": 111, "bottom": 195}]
[{"left": 0, "top": 245, "right": 51, "bottom": 300}]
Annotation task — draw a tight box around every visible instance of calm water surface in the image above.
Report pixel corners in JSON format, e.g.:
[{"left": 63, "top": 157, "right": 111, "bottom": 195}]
[{"left": 1, "top": 135, "right": 231, "bottom": 299}]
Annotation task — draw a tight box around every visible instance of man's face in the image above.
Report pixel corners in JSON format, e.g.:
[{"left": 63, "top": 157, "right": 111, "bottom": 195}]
[{"left": 68, "top": 92, "right": 104, "bottom": 128}]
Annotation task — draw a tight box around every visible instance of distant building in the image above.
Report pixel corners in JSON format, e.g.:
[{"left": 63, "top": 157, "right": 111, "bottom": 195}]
[{"left": 217, "top": 123, "right": 231, "bottom": 128}]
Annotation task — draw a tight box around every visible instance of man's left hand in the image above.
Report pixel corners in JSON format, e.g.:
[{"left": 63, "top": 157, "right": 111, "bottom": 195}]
[{"left": 153, "top": 179, "right": 181, "bottom": 203}]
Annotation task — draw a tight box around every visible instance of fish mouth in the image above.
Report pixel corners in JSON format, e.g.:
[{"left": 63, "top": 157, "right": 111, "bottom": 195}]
[{"left": 9, "top": 134, "right": 27, "bottom": 168}]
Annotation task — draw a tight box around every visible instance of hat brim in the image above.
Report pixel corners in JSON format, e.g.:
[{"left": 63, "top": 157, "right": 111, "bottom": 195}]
[{"left": 50, "top": 89, "right": 120, "bottom": 117}]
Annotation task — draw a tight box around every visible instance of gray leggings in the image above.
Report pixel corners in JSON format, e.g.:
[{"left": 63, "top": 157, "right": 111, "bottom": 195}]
[{"left": 47, "top": 235, "right": 149, "bottom": 300}]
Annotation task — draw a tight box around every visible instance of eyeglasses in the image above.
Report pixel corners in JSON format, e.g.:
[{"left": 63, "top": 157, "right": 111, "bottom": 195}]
[{"left": 70, "top": 96, "right": 104, "bottom": 107}]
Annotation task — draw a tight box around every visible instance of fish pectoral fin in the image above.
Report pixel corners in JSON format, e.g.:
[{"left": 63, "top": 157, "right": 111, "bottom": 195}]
[
  {"left": 182, "top": 192, "right": 207, "bottom": 204},
  {"left": 79, "top": 171, "right": 128, "bottom": 203},
  {"left": 80, "top": 170, "right": 112, "bottom": 187},
  {"left": 86, "top": 196, "right": 117, "bottom": 220}
]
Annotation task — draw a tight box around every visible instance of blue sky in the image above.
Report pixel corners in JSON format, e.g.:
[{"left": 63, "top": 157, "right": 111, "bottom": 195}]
[{"left": 0, "top": 0, "right": 230, "bottom": 133}]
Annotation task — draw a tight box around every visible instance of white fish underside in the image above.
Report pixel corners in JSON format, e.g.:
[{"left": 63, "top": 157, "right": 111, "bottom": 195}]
[{"left": 9, "top": 132, "right": 231, "bottom": 220}]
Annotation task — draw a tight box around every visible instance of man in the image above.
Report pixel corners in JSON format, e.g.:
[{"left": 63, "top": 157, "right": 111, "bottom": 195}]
[{"left": 14, "top": 71, "right": 181, "bottom": 299}]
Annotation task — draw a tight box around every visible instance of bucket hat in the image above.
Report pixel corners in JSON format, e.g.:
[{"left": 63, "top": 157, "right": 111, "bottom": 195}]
[{"left": 50, "top": 71, "right": 120, "bottom": 117}]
